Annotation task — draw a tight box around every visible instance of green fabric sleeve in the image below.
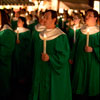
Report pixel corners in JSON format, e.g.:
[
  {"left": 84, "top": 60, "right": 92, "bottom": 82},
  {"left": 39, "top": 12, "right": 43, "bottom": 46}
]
[
  {"left": 49, "top": 35, "right": 70, "bottom": 73},
  {"left": 0, "top": 29, "right": 15, "bottom": 57}
]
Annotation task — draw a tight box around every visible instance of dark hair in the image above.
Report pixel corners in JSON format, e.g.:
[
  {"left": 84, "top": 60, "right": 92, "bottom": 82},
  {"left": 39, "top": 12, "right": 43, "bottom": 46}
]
[
  {"left": 86, "top": 9, "right": 98, "bottom": 18},
  {"left": 74, "top": 13, "right": 82, "bottom": 19},
  {"left": 18, "top": 17, "right": 27, "bottom": 28},
  {"left": 29, "top": 14, "right": 33, "bottom": 19},
  {"left": 0, "top": 9, "right": 10, "bottom": 30},
  {"left": 45, "top": 10, "right": 57, "bottom": 25}
]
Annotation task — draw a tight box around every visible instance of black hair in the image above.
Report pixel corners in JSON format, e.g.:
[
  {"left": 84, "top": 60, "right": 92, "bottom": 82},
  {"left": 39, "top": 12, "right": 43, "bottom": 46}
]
[
  {"left": 0, "top": 9, "right": 10, "bottom": 30},
  {"left": 45, "top": 10, "right": 57, "bottom": 25},
  {"left": 18, "top": 17, "right": 27, "bottom": 28},
  {"left": 86, "top": 9, "right": 98, "bottom": 18}
]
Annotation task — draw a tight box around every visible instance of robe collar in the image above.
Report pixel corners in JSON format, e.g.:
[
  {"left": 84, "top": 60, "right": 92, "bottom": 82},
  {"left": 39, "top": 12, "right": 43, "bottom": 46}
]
[
  {"left": 0, "top": 24, "right": 12, "bottom": 31},
  {"left": 12, "top": 17, "right": 18, "bottom": 21},
  {"left": 39, "top": 27, "right": 65, "bottom": 40},
  {"left": 35, "top": 24, "right": 46, "bottom": 32},
  {"left": 71, "top": 24, "right": 83, "bottom": 30},
  {"left": 15, "top": 27, "right": 29, "bottom": 33},
  {"left": 81, "top": 25, "right": 100, "bottom": 35},
  {"left": 27, "top": 20, "right": 35, "bottom": 25}
]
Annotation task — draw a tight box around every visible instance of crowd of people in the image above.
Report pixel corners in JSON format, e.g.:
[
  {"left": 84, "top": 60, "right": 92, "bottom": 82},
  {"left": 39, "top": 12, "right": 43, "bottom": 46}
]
[{"left": 0, "top": 8, "right": 100, "bottom": 100}]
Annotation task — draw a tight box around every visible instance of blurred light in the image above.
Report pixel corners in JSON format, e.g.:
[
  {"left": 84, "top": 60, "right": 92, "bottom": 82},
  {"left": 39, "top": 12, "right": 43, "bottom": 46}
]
[
  {"left": 26, "top": 12, "right": 28, "bottom": 16},
  {"left": 68, "top": 9, "right": 73, "bottom": 15},
  {"left": 94, "top": 1, "right": 100, "bottom": 14},
  {"left": 27, "top": 6, "right": 33, "bottom": 12},
  {"left": 0, "top": 6, "right": 4, "bottom": 9},
  {"left": 51, "top": 0, "right": 58, "bottom": 11},
  {"left": 29, "top": 0, "right": 32, "bottom": 2},
  {"left": 39, "top": 1, "right": 44, "bottom": 11},
  {"left": 6, "top": 5, "right": 11, "bottom": 9},
  {"left": 59, "top": 8, "right": 64, "bottom": 13},
  {"left": 74, "top": 10, "right": 78, "bottom": 13}
]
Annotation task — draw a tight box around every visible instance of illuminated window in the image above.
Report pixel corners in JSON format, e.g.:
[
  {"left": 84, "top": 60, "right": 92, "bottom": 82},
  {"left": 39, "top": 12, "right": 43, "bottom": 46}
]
[{"left": 94, "top": 1, "right": 100, "bottom": 14}]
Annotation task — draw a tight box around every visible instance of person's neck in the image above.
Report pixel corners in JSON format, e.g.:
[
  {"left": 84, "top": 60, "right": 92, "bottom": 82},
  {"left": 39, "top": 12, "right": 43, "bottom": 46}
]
[
  {"left": 46, "top": 25, "right": 56, "bottom": 29},
  {"left": 88, "top": 23, "right": 96, "bottom": 27}
]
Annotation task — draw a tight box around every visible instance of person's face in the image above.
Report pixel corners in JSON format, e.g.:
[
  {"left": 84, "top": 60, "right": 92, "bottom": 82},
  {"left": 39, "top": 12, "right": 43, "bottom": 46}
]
[
  {"left": 26, "top": 16, "right": 31, "bottom": 21},
  {"left": 73, "top": 15, "right": 80, "bottom": 25},
  {"left": 39, "top": 16, "right": 45, "bottom": 25},
  {"left": 85, "top": 11, "right": 97, "bottom": 26},
  {"left": 17, "top": 18, "right": 24, "bottom": 27},
  {"left": 15, "top": 12, "right": 19, "bottom": 18},
  {"left": 44, "top": 12, "right": 56, "bottom": 28}
]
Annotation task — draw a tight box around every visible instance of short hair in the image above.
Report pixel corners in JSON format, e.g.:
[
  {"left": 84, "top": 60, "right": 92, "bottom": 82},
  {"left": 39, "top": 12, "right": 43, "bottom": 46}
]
[
  {"left": 86, "top": 9, "right": 98, "bottom": 18},
  {"left": 45, "top": 10, "right": 57, "bottom": 24},
  {"left": 18, "top": 17, "right": 27, "bottom": 28},
  {"left": 74, "top": 13, "right": 82, "bottom": 19}
]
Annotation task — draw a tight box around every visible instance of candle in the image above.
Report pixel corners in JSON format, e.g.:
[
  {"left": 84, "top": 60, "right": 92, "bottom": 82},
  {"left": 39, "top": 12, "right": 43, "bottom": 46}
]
[
  {"left": 43, "top": 34, "right": 47, "bottom": 54},
  {"left": 74, "top": 26, "right": 76, "bottom": 43},
  {"left": 17, "top": 28, "right": 19, "bottom": 40},
  {"left": 16, "top": 28, "right": 20, "bottom": 44},
  {"left": 11, "top": 13, "right": 13, "bottom": 17},
  {"left": 26, "top": 12, "right": 28, "bottom": 16},
  {"left": 62, "top": 18, "right": 64, "bottom": 28},
  {"left": 86, "top": 29, "right": 89, "bottom": 46}
]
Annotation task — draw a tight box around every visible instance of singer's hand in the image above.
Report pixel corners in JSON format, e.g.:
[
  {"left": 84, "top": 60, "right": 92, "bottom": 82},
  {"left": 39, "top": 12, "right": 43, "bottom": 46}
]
[
  {"left": 42, "top": 53, "right": 49, "bottom": 62},
  {"left": 16, "top": 40, "right": 20, "bottom": 44},
  {"left": 85, "top": 46, "right": 93, "bottom": 52},
  {"left": 69, "top": 59, "right": 73, "bottom": 64}
]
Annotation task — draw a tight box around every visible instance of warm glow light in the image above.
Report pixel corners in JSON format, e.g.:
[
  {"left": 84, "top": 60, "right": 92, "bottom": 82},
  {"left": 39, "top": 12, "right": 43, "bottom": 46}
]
[
  {"left": 51, "top": 0, "right": 58, "bottom": 11},
  {"left": 59, "top": 8, "right": 64, "bottom": 13},
  {"left": 44, "top": 34, "right": 47, "bottom": 39},
  {"left": 74, "top": 26, "right": 76, "bottom": 31},
  {"left": 62, "top": 18, "right": 64, "bottom": 21},
  {"left": 57, "top": 16, "right": 60, "bottom": 19},
  {"left": 68, "top": 9, "right": 73, "bottom": 15},
  {"left": 94, "top": 1, "right": 100, "bottom": 14},
  {"left": 39, "top": 1, "right": 44, "bottom": 11},
  {"left": 6, "top": 5, "right": 11, "bottom": 9},
  {"left": 29, "top": 0, "right": 32, "bottom": 2},
  {"left": 0, "top": 6, "right": 4, "bottom": 9},
  {"left": 74, "top": 10, "right": 78, "bottom": 13},
  {"left": 87, "top": 29, "right": 89, "bottom": 33},
  {"left": 27, "top": 6, "right": 33, "bottom": 12}
]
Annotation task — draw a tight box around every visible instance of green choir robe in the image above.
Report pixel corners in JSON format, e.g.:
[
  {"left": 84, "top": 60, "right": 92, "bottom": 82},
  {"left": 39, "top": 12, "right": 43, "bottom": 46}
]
[
  {"left": 0, "top": 25, "right": 15, "bottom": 99},
  {"left": 33, "top": 24, "right": 46, "bottom": 33},
  {"left": 71, "top": 25, "right": 100, "bottom": 96},
  {"left": 29, "top": 27, "right": 72, "bottom": 100},
  {"left": 13, "top": 27, "right": 32, "bottom": 82},
  {"left": 67, "top": 24, "right": 83, "bottom": 50}
]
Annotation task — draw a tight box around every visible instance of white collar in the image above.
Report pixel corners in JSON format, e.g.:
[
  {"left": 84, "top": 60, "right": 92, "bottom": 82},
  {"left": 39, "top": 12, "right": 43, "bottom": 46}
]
[
  {"left": 0, "top": 24, "right": 12, "bottom": 31},
  {"left": 15, "top": 27, "right": 29, "bottom": 33},
  {"left": 81, "top": 25, "right": 100, "bottom": 35},
  {"left": 71, "top": 24, "right": 83, "bottom": 30},
  {"left": 12, "top": 17, "right": 18, "bottom": 21},
  {"left": 20, "top": 14, "right": 26, "bottom": 17},
  {"left": 39, "top": 27, "right": 65, "bottom": 40},
  {"left": 35, "top": 24, "right": 46, "bottom": 32},
  {"left": 27, "top": 20, "right": 35, "bottom": 25}
]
